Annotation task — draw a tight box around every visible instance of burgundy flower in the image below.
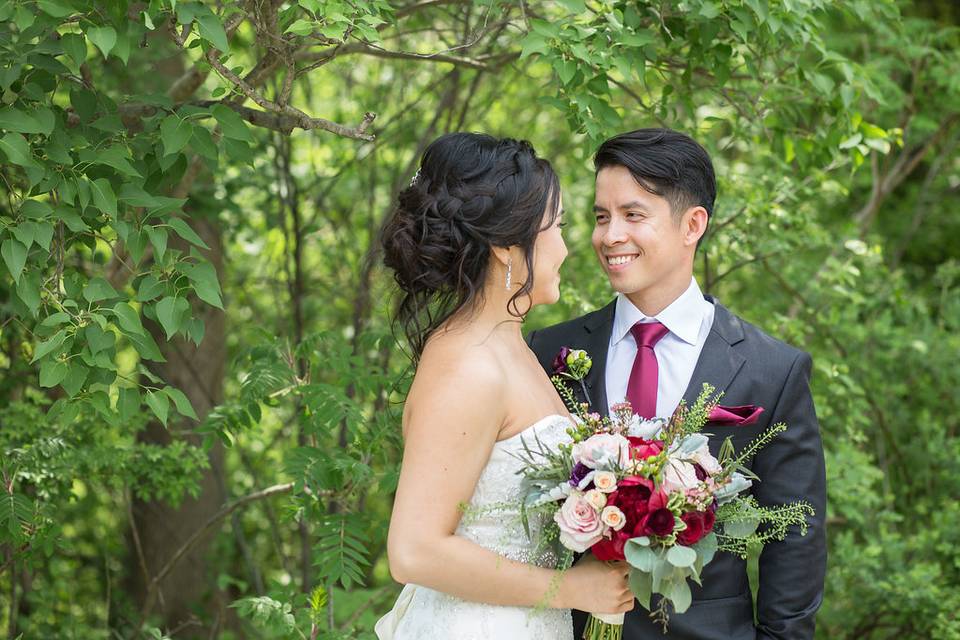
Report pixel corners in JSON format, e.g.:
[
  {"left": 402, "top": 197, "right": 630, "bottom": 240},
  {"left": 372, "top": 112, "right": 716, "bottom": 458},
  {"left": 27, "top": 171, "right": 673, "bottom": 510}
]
[
  {"left": 677, "top": 508, "right": 717, "bottom": 546},
  {"left": 636, "top": 488, "right": 675, "bottom": 538},
  {"left": 592, "top": 530, "right": 630, "bottom": 561},
  {"left": 694, "top": 463, "right": 707, "bottom": 481},
  {"left": 677, "top": 512, "right": 706, "bottom": 545},
  {"left": 552, "top": 347, "right": 572, "bottom": 374}
]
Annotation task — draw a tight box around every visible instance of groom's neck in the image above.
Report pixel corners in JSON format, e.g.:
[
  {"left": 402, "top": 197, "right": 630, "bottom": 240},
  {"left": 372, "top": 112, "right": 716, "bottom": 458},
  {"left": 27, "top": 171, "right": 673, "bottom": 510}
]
[{"left": 623, "top": 269, "right": 693, "bottom": 317}]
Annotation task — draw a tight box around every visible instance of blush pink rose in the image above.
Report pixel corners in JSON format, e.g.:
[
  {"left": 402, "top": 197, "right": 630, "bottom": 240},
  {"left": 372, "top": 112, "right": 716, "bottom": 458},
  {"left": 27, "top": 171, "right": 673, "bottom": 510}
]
[
  {"left": 572, "top": 433, "right": 631, "bottom": 470},
  {"left": 554, "top": 491, "right": 605, "bottom": 552}
]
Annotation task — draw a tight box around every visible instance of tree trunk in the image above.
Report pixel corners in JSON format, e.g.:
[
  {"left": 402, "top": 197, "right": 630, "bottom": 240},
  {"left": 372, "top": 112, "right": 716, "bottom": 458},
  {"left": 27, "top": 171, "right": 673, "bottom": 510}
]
[{"left": 127, "top": 218, "right": 229, "bottom": 637}]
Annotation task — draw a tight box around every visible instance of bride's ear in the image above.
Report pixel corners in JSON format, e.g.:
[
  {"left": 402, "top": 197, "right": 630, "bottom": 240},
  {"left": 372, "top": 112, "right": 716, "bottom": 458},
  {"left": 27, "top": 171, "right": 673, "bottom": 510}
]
[{"left": 490, "top": 245, "right": 513, "bottom": 268}]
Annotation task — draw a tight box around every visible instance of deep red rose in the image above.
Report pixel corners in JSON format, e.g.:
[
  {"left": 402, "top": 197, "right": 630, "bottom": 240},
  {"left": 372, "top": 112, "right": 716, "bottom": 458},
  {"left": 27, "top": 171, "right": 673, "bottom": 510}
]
[
  {"left": 608, "top": 476, "right": 654, "bottom": 526},
  {"left": 677, "top": 512, "right": 706, "bottom": 545},
  {"left": 677, "top": 507, "right": 718, "bottom": 546},
  {"left": 627, "top": 437, "right": 664, "bottom": 460},
  {"left": 592, "top": 530, "right": 630, "bottom": 561}
]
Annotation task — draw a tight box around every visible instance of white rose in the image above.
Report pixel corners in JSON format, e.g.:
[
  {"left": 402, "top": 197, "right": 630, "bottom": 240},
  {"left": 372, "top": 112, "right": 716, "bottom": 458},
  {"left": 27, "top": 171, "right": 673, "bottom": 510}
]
[
  {"left": 600, "top": 506, "right": 626, "bottom": 531},
  {"left": 593, "top": 471, "right": 617, "bottom": 493},
  {"left": 584, "top": 489, "right": 607, "bottom": 511}
]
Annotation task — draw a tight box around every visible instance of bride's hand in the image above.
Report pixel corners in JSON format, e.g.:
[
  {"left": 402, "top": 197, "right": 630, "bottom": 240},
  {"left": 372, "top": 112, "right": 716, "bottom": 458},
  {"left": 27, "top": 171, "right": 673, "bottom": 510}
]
[{"left": 562, "top": 555, "right": 634, "bottom": 614}]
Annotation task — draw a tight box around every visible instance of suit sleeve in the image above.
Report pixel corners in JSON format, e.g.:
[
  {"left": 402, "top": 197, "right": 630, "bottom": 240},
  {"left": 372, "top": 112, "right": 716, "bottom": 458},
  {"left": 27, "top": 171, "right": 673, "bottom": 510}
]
[{"left": 752, "top": 351, "right": 827, "bottom": 640}]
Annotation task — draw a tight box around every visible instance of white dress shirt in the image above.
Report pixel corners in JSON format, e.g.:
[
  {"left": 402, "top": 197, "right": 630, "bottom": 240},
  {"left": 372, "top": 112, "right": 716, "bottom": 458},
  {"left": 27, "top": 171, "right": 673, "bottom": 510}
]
[{"left": 605, "top": 278, "right": 715, "bottom": 419}]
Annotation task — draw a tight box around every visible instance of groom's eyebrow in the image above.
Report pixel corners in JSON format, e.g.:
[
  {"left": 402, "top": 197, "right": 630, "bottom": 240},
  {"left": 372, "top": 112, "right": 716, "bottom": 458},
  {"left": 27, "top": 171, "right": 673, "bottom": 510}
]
[{"left": 592, "top": 201, "right": 648, "bottom": 213}]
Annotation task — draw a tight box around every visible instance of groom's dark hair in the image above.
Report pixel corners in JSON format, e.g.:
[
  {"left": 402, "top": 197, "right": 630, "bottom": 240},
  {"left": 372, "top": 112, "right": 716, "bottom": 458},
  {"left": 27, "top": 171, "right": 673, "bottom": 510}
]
[{"left": 594, "top": 128, "right": 716, "bottom": 219}]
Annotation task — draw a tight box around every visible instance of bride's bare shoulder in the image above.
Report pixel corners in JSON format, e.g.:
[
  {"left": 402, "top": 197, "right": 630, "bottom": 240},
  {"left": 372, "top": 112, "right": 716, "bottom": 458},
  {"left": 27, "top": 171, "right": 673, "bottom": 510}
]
[{"left": 406, "top": 332, "right": 507, "bottom": 411}]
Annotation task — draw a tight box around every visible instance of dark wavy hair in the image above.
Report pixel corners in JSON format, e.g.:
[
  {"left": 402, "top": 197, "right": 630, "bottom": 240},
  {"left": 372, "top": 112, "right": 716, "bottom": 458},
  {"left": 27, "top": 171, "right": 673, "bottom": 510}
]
[{"left": 380, "top": 132, "right": 560, "bottom": 363}]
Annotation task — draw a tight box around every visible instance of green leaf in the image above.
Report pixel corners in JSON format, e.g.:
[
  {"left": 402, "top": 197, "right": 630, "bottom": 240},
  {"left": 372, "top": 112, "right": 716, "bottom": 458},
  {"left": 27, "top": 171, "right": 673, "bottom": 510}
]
[
  {"left": 285, "top": 19, "right": 315, "bottom": 36},
  {"left": 37, "top": 0, "right": 73, "bottom": 18},
  {"left": 112, "top": 301, "right": 146, "bottom": 337},
  {"left": 164, "top": 385, "right": 198, "bottom": 420},
  {"left": 666, "top": 544, "right": 697, "bottom": 568},
  {"left": 40, "top": 312, "right": 71, "bottom": 329},
  {"left": 145, "top": 389, "right": 170, "bottom": 426},
  {"left": 94, "top": 145, "right": 142, "bottom": 177},
  {"left": 118, "top": 387, "right": 140, "bottom": 422},
  {"left": 90, "top": 178, "right": 118, "bottom": 217},
  {"left": 84, "top": 324, "right": 115, "bottom": 354},
  {"left": 723, "top": 516, "right": 760, "bottom": 538},
  {"left": 668, "top": 575, "right": 693, "bottom": 613},
  {"left": 160, "top": 115, "right": 193, "bottom": 155},
  {"left": 196, "top": 11, "right": 230, "bottom": 51},
  {"left": 61, "top": 362, "right": 89, "bottom": 397},
  {"left": 145, "top": 226, "right": 168, "bottom": 260},
  {"left": 210, "top": 104, "right": 254, "bottom": 142},
  {"left": 0, "top": 107, "right": 45, "bottom": 134},
  {"left": 20, "top": 200, "right": 52, "bottom": 219},
  {"left": 135, "top": 274, "right": 166, "bottom": 301},
  {"left": 1, "top": 238, "right": 28, "bottom": 283},
  {"left": 625, "top": 539, "right": 656, "bottom": 572},
  {"left": 32, "top": 329, "right": 69, "bottom": 363},
  {"left": 183, "top": 260, "right": 223, "bottom": 308},
  {"left": 39, "top": 359, "right": 69, "bottom": 388},
  {"left": 628, "top": 568, "right": 653, "bottom": 611},
  {"left": 167, "top": 217, "right": 210, "bottom": 249},
  {"left": 61, "top": 33, "right": 87, "bottom": 67},
  {"left": 83, "top": 277, "right": 119, "bottom": 303},
  {"left": 0, "top": 133, "right": 41, "bottom": 170},
  {"left": 155, "top": 295, "right": 184, "bottom": 339},
  {"left": 87, "top": 25, "right": 117, "bottom": 59},
  {"left": 15, "top": 269, "right": 41, "bottom": 315},
  {"left": 32, "top": 221, "right": 54, "bottom": 252},
  {"left": 190, "top": 126, "right": 218, "bottom": 162}
]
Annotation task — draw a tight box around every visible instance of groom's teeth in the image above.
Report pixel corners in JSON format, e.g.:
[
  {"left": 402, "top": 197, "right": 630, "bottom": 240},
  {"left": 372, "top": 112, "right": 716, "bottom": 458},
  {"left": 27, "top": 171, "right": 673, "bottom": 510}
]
[{"left": 608, "top": 255, "right": 637, "bottom": 266}]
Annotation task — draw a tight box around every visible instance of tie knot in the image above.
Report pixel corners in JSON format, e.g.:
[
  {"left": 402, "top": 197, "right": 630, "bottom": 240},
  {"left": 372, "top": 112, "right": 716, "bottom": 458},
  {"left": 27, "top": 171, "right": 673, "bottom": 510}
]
[{"left": 630, "top": 321, "right": 669, "bottom": 349}]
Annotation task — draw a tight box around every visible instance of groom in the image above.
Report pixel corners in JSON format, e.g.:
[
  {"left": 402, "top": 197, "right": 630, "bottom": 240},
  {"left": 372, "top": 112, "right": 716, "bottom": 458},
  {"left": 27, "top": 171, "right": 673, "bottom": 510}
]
[{"left": 528, "top": 129, "right": 827, "bottom": 639}]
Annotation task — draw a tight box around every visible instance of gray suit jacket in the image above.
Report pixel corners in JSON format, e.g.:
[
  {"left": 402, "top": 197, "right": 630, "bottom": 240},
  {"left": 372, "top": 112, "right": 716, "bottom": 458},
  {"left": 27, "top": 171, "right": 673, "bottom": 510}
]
[{"left": 527, "top": 297, "right": 827, "bottom": 640}]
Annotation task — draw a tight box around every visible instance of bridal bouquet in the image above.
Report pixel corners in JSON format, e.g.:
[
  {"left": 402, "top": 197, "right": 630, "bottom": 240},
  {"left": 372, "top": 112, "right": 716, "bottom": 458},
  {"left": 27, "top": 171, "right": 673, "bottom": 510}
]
[{"left": 516, "top": 349, "right": 814, "bottom": 638}]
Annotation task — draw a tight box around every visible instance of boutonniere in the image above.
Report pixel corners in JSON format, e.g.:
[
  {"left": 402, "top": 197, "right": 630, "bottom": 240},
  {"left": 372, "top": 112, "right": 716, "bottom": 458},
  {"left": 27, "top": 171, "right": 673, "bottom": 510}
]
[{"left": 550, "top": 346, "right": 593, "bottom": 411}]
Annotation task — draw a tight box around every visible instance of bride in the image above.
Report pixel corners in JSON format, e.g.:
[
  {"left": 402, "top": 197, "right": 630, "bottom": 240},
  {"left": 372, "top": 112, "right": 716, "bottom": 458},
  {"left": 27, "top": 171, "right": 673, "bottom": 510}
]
[{"left": 376, "top": 133, "right": 633, "bottom": 639}]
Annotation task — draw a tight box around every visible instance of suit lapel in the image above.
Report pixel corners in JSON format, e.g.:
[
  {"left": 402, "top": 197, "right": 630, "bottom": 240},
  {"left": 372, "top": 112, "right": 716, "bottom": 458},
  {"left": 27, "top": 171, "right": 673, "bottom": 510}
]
[
  {"left": 581, "top": 300, "right": 616, "bottom": 416},
  {"left": 681, "top": 298, "right": 747, "bottom": 406}
]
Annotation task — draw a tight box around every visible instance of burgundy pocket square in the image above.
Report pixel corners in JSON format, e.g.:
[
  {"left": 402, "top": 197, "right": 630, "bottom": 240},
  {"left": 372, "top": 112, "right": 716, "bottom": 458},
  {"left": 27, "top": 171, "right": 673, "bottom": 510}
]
[{"left": 708, "top": 404, "right": 764, "bottom": 426}]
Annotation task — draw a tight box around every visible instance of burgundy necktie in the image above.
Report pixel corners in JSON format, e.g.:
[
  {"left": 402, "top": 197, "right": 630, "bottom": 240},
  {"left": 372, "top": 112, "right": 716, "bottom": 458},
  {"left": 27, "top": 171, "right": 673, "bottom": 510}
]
[{"left": 626, "top": 321, "right": 669, "bottom": 419}]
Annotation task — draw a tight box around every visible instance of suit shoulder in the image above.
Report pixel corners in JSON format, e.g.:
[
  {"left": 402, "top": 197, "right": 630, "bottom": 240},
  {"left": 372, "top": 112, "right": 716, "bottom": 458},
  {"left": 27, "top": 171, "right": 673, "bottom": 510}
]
[{"left": 729, "top": 311, "right": 808, "bottom": 363}]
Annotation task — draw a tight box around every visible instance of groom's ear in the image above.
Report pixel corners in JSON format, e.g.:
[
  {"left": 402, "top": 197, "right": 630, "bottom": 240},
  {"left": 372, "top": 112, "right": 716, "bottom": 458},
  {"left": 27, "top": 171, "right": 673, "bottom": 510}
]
[{"left": 680, "top": 206, "right": 709, "bottom": 248}]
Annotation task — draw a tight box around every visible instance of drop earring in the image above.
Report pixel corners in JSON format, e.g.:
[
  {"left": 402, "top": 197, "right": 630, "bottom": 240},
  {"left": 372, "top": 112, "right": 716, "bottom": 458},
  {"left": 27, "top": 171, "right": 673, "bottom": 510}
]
[{"left": 505, "top": 258, "right": 512, "bottom": 290}]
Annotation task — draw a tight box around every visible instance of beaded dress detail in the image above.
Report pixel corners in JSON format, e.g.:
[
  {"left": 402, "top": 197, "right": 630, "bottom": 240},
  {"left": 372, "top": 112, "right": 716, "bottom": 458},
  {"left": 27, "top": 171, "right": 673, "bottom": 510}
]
[{"left": 375, "top": 414, "right": 574, "bottom": 640}]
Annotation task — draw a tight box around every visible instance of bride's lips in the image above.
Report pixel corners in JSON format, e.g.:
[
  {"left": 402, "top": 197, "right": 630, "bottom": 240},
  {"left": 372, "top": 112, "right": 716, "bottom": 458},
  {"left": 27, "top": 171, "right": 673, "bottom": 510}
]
[{"left": 604, "top": 253, "right": 639, "bottom": 272}]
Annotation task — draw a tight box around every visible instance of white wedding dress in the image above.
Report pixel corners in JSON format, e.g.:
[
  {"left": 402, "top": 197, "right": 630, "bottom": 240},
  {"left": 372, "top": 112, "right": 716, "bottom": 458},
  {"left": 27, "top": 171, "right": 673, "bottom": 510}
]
[{"left": 375, "top": 414, "right": 575, "bottom": 640}]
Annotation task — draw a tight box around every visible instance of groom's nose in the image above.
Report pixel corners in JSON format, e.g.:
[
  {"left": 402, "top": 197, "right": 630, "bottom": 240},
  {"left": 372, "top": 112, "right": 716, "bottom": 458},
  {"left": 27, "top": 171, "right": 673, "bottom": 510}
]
[{"left": 602, "top": 217, "right": 628, "bottom": 245}]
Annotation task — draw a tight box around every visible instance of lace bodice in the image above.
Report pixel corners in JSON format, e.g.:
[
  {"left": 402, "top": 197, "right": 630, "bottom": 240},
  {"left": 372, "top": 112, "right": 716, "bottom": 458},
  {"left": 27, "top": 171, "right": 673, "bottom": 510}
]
[{"left": 376, "top": 414, "right": 575, "bottom": 640}]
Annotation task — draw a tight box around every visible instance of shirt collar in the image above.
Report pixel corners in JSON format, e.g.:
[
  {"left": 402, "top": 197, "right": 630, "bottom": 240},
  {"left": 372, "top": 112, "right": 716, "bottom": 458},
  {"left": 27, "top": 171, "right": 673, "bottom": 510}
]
[{"left": 612, "top": 278, "right": 710, "bottom": 347}]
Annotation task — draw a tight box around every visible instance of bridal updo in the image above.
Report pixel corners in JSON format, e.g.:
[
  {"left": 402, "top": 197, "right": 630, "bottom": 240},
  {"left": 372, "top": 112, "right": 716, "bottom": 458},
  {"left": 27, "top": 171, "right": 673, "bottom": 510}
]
[{"left": 381, "top": 132, "right": 560, "bottom": 362}]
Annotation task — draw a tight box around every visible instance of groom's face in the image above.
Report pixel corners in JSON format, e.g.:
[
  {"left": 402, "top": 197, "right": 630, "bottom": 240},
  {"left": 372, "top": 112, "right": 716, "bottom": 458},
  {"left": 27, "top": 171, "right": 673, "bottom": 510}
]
[{"left": 592, "top": 165, "right": 690, "bottom": 300}]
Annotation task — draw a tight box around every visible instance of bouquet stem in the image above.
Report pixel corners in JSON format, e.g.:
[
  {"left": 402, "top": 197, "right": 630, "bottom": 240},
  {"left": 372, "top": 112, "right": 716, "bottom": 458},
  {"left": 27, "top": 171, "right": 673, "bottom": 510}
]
[{"left": 583, "top": 614, "right": 623, "bottom": 640}]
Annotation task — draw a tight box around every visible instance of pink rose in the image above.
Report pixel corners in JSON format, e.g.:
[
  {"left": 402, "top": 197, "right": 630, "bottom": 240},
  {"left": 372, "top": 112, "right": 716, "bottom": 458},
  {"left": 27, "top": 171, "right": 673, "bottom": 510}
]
[
  {"left": 554, "top": 491, "right": 605, "bottom": 552},
  {"left": 572, "top": 433, "right": 631, "bottom": 470},
  {"left": 689, "top": 441, "right": 722, "bottom": 476}
]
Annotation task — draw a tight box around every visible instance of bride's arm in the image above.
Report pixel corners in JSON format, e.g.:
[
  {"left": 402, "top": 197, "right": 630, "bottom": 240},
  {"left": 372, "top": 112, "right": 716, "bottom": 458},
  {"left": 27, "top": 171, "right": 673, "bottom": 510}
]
[{"left": 386, "top": 353, "right": 624, "bottom": 611}]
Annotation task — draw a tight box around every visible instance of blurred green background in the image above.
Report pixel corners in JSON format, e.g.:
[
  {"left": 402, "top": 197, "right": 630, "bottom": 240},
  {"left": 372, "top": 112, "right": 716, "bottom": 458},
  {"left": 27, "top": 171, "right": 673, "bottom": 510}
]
[{"left": 1, "top": 1, "right": 958, "bottom": 638}]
